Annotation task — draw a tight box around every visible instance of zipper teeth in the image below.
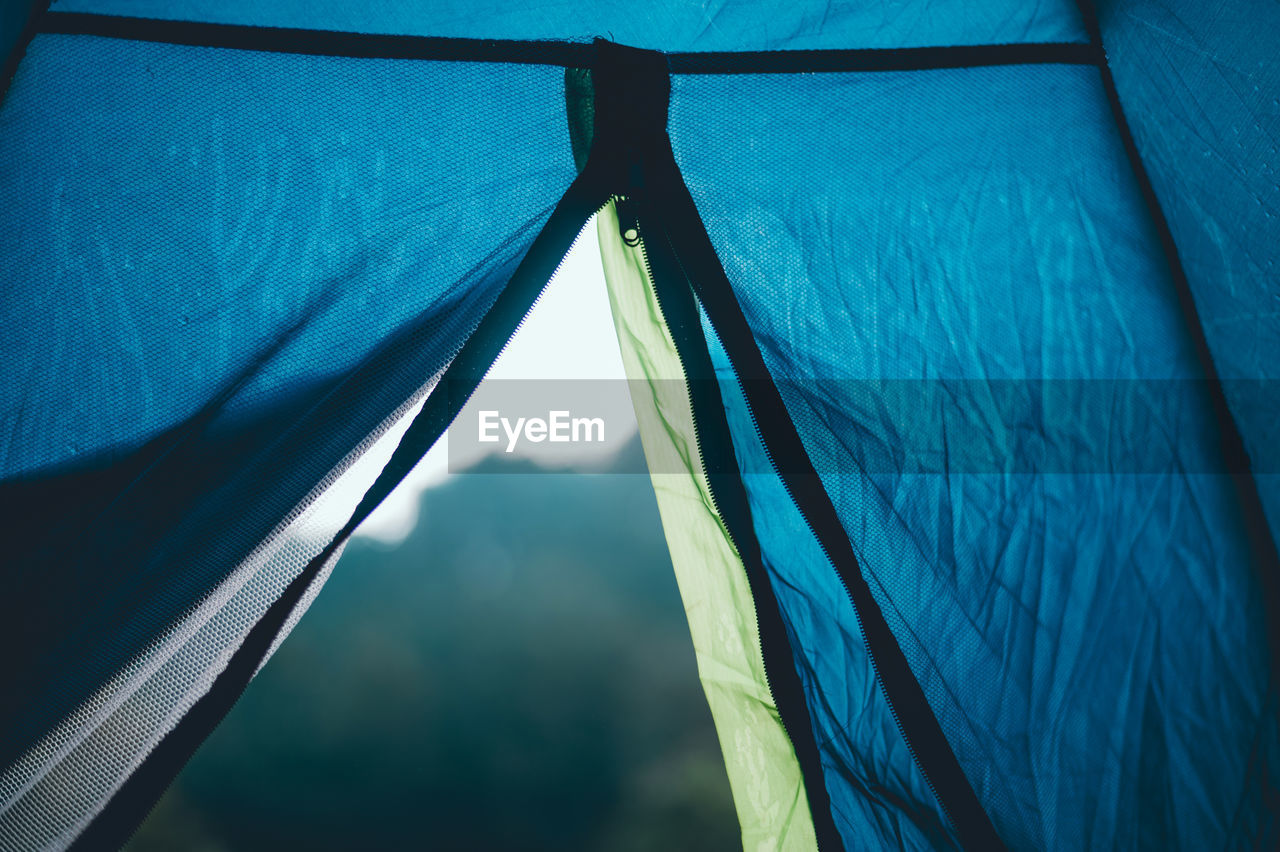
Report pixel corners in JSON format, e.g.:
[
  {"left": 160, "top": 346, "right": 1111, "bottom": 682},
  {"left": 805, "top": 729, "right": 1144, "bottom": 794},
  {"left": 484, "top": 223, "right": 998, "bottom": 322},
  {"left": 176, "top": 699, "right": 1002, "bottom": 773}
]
[{"left": 623, "top": 202, "right": 805, "bottom": 821}]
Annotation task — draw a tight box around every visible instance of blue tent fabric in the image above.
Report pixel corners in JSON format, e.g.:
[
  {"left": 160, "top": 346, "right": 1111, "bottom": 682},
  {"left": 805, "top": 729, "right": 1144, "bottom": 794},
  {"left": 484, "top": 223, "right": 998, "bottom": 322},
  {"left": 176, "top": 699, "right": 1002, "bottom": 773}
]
[
  {"left": 701, "top": 314, "right": 957, "bottom": 850},
  {"left": 2, "top": 36, "right": 571, "bottom": 477},
  {"left": 1096, "top": 0, "right": 1280, "bottom": 537},
  {"left": 670, "top": 59, "right": 1278, "bottom": 848},
  {"left": 1, "top": 3, "right": 1277, "bottom": 849},
  {"left": 0, "top": 30, "right": 576, "bottom": 773}
]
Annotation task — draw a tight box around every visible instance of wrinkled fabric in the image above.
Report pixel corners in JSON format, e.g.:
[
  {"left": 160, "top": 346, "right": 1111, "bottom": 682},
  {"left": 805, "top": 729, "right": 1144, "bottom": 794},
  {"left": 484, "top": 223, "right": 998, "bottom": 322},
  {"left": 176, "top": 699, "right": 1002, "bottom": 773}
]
[
  {"left": 0, "top": 33, "right": 575, "bottom": 772},
  {"left": 672, "top": 64, "right": 1278, "bottom": 848},
  {"left": 702, "top": 314, "right": 956, "bottom": 850},
  {"left": 1098, "top": 0, "right": 1280, "bottom": 537},
  {"left": 1, "top": 2, "right": 1277, "bottom": 850}
]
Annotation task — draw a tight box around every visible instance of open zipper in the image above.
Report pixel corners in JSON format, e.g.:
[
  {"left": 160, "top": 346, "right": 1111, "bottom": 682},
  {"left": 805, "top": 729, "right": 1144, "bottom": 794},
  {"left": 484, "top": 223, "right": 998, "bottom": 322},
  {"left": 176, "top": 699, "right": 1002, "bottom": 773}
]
[
  {"left": 626, "top": 211, "right": 790, "bottom": 728},
  {"left": 585, "top": 36, "right": 989, "bottom": 850},
  {"left": 613, "top": 197, "right": 842, "bottom": 851}
]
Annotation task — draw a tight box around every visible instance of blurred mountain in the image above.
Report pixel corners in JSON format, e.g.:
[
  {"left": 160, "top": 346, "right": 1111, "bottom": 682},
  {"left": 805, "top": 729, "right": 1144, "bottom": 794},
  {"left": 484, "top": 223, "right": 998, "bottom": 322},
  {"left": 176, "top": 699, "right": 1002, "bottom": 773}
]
[{"left": 128, "top": 437, "right": 739, "bottom": 851}]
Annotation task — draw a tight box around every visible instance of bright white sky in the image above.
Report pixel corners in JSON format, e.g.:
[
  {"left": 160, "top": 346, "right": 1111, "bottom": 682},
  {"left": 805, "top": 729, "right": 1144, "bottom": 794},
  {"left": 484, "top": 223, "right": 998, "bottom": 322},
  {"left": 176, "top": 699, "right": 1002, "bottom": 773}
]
[{"left": 311, "top": 214, "right": 636, "bottom": 545}]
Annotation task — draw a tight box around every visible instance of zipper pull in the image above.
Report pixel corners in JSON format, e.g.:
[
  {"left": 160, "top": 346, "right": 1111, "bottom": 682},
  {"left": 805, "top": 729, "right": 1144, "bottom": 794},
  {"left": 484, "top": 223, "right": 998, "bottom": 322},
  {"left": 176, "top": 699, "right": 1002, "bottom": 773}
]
[{"left": 616, "top": 197, "right": 642, "bottom": 247}]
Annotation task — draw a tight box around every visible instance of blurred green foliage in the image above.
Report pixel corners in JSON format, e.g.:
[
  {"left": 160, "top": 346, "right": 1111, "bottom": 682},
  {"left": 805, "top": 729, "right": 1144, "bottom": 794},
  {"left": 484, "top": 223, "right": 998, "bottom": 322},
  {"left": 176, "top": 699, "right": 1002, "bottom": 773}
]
[{"left": 128, "top": 441, "right": 739, "bottom": 851}]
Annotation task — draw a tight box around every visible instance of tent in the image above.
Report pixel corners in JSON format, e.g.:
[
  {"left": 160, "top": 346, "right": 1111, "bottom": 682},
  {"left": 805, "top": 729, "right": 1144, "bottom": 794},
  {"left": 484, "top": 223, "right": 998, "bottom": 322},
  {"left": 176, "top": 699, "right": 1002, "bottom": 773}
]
[{"left": 1, "top": 1, "right": 1277, "bottom": 848}]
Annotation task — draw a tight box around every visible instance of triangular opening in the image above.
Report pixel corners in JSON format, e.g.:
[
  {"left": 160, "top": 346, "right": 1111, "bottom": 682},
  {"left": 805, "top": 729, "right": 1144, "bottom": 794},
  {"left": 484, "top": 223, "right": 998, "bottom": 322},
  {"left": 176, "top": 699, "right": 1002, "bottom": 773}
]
[{"left": 128, "top": 215, "right": 739, "bottom": 851}]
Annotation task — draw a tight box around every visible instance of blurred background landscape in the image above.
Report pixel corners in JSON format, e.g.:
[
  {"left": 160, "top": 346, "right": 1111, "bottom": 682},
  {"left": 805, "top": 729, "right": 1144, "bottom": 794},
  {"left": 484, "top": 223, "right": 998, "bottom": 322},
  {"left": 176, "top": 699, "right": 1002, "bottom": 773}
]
[{"left": 125, "top": 221, "right": 741, "bottom": 850}]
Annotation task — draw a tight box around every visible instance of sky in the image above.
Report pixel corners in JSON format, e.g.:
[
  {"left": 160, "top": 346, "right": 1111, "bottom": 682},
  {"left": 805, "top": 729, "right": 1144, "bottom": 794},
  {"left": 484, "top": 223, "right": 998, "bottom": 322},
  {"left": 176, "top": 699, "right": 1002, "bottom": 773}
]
[{"left": 311, "top": 213, "right": 637, "bottom": 545}]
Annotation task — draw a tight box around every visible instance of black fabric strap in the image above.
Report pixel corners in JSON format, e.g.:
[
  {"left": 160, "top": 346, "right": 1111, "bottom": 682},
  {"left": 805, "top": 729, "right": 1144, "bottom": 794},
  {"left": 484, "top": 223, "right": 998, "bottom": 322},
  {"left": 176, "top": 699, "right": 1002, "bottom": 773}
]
[
  {"left": 37, "top": 11, "right": 1098, "bottom": 74},
  {"left": 68, "top": 170, "right": 606, "bottom": 851},
  {"left": 0, "top": 0, "right": 52, "bottom": 100},
  {"left": 645, "top": 140, "right": 1006, "bottom": 851},
  {"left": 668, "top": 40, "right": 1099, "bottom": 73},
  {"left": 39, "top": 11, "right": 596, "bottom": 66}
]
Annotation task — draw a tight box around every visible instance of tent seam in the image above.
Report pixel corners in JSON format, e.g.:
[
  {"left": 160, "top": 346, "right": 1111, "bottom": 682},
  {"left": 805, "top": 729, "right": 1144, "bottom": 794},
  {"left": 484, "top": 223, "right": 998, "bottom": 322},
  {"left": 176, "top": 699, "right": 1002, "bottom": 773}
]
[{"left": 35, "top": 11, "right": 1101, "bottom": 74}]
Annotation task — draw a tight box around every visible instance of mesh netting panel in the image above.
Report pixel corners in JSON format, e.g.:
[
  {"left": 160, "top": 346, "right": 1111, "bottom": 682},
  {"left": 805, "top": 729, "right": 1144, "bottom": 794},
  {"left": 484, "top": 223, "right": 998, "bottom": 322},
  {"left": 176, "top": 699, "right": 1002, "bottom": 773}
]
[
  {"left": 0, "top": 384, "right": 433, "bottom": 850},
  {"left": 671, "top": 66, "right": 1277, "bottom": 848},
  {"left": 0, "top": 33, "right": 576, "bottom": 790}
]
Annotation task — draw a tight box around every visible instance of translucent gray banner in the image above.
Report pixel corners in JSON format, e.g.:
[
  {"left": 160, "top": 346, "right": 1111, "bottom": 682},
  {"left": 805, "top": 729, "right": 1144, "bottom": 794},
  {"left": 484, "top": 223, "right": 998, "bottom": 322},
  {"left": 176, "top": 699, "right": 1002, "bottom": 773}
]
[{"left": 445, "top": 379, "right": 1279, "bottom": 474}]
